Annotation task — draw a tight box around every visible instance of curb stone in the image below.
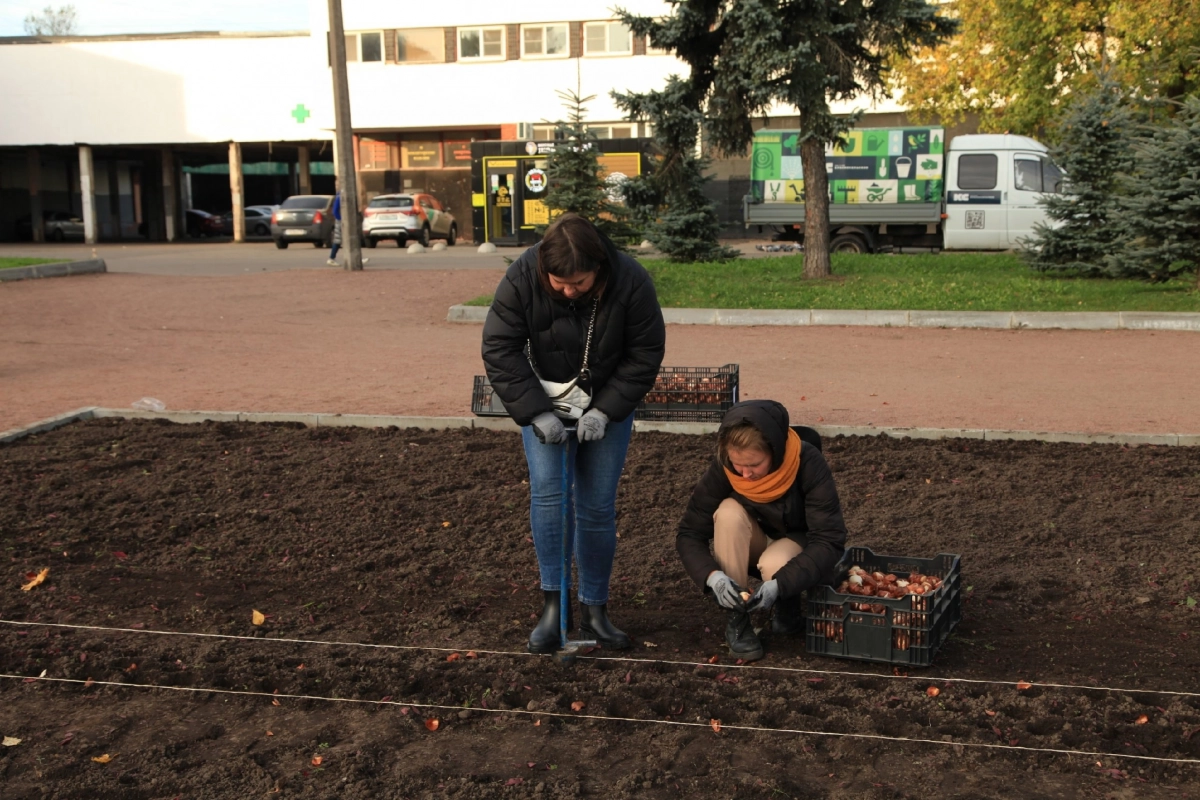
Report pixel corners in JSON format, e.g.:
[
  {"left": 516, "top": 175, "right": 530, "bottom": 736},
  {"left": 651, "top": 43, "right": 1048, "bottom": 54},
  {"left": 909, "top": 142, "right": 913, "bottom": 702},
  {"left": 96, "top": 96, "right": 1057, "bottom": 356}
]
[
  {"left": 2, "top": 408, "right": 1196, "bottom": 448},
  {"left": 0, "top": 258, "right": 107, "bottom": 282},
  {"left": 446, "top": 304, "right": 1200, "bottom": 331}
]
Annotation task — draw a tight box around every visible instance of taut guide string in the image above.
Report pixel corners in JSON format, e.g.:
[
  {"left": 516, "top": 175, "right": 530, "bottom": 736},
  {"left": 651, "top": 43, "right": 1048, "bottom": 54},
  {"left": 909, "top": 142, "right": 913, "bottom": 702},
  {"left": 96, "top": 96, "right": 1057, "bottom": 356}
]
[{"left": 3, "top": 619, "right": 1198, "bottom": 767}]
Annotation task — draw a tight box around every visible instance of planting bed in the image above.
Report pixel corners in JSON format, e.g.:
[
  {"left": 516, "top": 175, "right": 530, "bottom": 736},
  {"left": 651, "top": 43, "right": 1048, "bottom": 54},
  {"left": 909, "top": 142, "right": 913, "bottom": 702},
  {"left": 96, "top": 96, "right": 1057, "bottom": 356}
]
[{"left": 2, "top": 419, "right": 1199, "bottom": 799}]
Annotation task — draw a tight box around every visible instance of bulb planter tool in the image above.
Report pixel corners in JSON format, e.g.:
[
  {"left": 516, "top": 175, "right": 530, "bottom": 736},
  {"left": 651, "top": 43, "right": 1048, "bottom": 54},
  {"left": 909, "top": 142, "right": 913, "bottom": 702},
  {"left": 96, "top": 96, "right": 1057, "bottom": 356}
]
[{"left": 554, "top": 426, "right": 596, "bottom": 666}]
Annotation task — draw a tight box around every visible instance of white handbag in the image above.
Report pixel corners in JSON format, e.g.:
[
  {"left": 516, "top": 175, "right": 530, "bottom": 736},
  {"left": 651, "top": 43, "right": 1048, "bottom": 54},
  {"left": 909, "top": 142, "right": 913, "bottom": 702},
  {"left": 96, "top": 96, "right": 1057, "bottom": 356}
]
[{"left": 530, "top": 300, "right": 597, "bottom": 421}]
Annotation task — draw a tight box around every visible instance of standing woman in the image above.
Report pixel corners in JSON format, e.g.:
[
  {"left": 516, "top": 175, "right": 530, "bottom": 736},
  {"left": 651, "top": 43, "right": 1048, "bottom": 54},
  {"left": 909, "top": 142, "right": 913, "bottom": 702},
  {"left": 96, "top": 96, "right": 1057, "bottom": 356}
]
[
  {"left": 677, "top": 400, "right": 847, "bottom": 661},
  {"left": 483, "top": 213, "right": 665, "bottom": 653}
]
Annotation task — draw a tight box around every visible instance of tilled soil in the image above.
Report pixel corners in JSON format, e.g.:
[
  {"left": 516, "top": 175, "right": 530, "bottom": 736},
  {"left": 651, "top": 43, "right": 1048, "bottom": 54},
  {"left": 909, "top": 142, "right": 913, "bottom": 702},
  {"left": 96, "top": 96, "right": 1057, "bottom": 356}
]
[{"left": 1, "top": 419, "right": 1198, "bottom": 799}]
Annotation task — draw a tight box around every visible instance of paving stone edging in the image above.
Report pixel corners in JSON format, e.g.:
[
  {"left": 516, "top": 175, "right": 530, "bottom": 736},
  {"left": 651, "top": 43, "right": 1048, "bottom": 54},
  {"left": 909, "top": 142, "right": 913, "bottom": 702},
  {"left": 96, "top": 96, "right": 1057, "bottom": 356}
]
[
  {"left": 3, "top": 407, "right": 1196, "bottom": 447},
  {"left": 0, "top": 258, "right": 107, "bottom": 282},
  {"left": 448, "top": 304, "right": 1200, "bottom": 331}
]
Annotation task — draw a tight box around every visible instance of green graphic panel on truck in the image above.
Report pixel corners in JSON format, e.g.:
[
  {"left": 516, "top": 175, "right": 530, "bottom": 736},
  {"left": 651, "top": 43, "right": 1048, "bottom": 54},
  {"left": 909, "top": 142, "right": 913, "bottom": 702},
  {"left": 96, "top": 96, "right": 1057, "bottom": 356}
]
[{"left": 751, "top": 127, "right": 945, "bottom": 205}]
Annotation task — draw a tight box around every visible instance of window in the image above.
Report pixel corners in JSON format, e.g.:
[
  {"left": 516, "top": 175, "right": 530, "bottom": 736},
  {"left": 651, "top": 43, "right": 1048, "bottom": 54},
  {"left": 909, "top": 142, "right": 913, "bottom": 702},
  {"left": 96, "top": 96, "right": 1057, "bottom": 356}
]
[
  {"left": 1013, "top": 157, "right": 1043, "bottom": 192},
  {"left": 396, "top": 28, "right": 444, "bottom": 63},
  {"left": 588, "top": 125, "right": 635, "bottom": 139},
  {"left": 957, "top": 154, "right": 997, "bottom": 190},
  {"left": 1041, "top": 158, "right": 1064, "bottom": 194},
  {"left": 358, "top": 31, "right": 383, "bottom": 63},
  {"left": 459, "top": 27, "right": 505, "bottom": 60},
  {"left": 584, "top": 21, "right": 632, "bottom": 55},
  {"left": 522, "top": 23, "right": 568, "bottom": 57},
  {"left": 532, "top": 124, "right": 561, "bottom": 140}
]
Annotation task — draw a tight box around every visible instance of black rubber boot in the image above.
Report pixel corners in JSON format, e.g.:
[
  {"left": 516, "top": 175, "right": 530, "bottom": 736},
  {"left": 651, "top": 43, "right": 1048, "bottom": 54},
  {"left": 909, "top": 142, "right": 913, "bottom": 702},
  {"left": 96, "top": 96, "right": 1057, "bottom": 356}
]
[
  {"left": 579, "top": 603, "right": 632, "bottom": 650},
  {"left": 725, "top": 610, "right": 765, "bottom": 661},
  {"left": 770, "top": 595, "right": 805, "bottom": 637},
  {"left": 528, "top": 590, "right": 572, "bottom": 654}
]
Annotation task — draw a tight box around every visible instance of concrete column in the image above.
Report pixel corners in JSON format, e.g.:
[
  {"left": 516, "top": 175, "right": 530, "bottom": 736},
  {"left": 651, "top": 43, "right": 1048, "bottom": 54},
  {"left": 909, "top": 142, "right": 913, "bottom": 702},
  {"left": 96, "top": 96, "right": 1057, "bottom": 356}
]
[
  {"left": 27, "top": 149, "right": 44, "bottom": 243},
  {"left": 161, "top": 148, "right": 178, "bottom": 242},
  {"left": 228, "top": 141, "right": 245, "bottom": 242},
  {"left": 78, "top": 145, "right": 97, "bottom": 245},
  {"left": 297, "top": 145, "right": 311, "bottom": 195}
]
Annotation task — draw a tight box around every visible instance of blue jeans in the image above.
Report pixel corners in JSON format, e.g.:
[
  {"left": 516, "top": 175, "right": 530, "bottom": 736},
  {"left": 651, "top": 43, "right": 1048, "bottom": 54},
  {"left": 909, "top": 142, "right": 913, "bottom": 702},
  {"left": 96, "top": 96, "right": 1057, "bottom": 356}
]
[{"left": 520, "top": 414, "right": 634, "bottom": 606}]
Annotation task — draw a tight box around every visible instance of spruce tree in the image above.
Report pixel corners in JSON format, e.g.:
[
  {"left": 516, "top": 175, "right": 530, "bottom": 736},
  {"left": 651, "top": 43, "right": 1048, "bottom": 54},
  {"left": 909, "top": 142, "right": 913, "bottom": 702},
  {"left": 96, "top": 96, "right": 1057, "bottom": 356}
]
[
  {"left": 615, "top": 76, "right": 739, "bottom": 262},
  {"left": 618, "top": 0, "right": 955, "bottom": 277},
  {"left": 1107, "top": 97, "right": 1200, "bottom": 285},
  {"left": 541, "top": 89, "right": 612, "bottom": 227},
  {"left": 1021, "top": 77, "right": 1136, "bottom": 276}
]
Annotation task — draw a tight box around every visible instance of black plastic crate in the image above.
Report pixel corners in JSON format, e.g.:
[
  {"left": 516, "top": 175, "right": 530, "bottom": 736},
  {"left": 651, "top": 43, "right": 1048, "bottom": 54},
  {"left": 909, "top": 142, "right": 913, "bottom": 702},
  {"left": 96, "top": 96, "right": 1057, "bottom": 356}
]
[
  {"left": 471, "top": 376, "right": 509, "bottom": 417},
  {"left": 472, "top": 364, "right": 740, "bottom": 421},
  {"left": 806, "top": 546, "right": 962, "bottom": 667},
  {"left": 635, "top": 364, "right": 739, "bottom": 423}
]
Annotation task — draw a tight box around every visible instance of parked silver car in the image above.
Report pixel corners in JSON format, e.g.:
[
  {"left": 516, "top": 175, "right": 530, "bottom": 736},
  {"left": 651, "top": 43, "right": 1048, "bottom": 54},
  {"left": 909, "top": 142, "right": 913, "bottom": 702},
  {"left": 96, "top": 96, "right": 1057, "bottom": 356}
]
[
  {"left": 362, "top": 193, "right": 457, "bottom": 248},
  {"left": 270, "top": 195, "right": 335, "bottom": 249},
  {"left": 16, "top": 210, "right": 84, "bottom": 241}
]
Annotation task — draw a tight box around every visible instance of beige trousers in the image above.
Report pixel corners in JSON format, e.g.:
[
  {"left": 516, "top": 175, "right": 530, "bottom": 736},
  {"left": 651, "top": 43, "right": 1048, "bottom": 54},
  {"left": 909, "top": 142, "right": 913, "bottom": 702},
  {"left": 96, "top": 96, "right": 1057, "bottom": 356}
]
[{"left": 713, "top": 497, "right": 803, "bottom": 588}]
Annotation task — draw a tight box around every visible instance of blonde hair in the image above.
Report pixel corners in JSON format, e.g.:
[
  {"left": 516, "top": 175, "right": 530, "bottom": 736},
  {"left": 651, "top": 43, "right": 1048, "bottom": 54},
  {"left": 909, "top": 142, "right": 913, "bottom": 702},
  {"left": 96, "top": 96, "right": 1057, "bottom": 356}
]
[{"left": 717, "top": 422, "right": 770, "bottom": 466}]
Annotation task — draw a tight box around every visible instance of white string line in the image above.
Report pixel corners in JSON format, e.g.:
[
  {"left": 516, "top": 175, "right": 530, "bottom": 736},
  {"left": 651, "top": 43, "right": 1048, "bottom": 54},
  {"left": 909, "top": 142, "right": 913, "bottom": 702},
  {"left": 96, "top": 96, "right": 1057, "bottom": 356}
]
[
  {"left": 3, "top": 673, "right": 1197, "bottom": 767},
  {"left": 5, "top": 618, "right": 1199, "bottom": 700}
]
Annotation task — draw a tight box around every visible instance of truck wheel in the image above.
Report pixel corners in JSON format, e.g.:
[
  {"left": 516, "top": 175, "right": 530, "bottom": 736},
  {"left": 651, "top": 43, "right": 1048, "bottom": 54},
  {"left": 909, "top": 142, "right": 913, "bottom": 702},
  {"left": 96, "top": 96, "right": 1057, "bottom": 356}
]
[{"left": 830, "top": 234, "right": 869, "bottom": 254}]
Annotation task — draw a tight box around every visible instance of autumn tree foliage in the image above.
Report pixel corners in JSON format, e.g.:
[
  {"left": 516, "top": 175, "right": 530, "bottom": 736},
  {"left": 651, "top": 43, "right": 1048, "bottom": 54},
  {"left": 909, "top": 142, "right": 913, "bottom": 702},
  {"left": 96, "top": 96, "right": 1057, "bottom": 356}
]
[{"left": 892, "top": 0, "right": 1200, "bottom": 135}]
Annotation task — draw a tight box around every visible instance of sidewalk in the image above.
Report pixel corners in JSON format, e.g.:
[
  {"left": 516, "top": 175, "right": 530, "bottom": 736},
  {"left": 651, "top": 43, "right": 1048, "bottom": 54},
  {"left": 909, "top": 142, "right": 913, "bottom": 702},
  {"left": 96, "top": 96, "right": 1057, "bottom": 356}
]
[{"left": 2, "top": 268, "right": 1197, "bottom": 437}]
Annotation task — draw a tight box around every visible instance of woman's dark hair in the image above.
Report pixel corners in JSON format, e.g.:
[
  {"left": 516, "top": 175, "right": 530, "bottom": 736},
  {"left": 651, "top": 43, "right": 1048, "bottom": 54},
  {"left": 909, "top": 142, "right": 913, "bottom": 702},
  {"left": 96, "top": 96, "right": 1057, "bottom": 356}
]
[{"left": 537, "top": 213, "right": 609, "bottom": 284}]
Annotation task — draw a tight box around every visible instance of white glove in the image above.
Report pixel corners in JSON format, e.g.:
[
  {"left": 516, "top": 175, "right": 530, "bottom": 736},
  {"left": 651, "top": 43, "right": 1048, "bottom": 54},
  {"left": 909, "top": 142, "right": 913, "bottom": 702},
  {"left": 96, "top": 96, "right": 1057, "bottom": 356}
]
[
  {"left": 706, "top": 571, "right": 747, "bottom": 610},
  {"left": 577, "top": 408, "right": 608, "bottom": 442},
  {"left": 531, "top": 412, "right": 568, "bottom": 444}
]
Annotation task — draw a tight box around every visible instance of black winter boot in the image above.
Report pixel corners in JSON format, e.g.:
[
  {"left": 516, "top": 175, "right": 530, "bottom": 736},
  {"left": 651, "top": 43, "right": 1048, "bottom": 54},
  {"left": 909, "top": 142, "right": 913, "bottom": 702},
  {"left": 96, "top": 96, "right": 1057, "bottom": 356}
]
[
  {"left": 528, "top": 590, "right": 572, "bottom": 654},
  {"left": 579, "top": 603, "right": 632, "bottom": 650},
  {"left": 770, "top": 595, "right": 806, "bottom": 637},
  {"left": 725, "top": 610, "right": 765, "bottom": 661}
]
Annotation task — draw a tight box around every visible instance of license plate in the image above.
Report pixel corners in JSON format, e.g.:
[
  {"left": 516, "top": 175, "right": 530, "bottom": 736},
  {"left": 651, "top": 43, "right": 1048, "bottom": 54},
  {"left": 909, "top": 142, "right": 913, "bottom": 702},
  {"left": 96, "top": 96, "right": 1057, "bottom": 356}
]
[
  {"left": 285, "top": 228, "right": 307, "bottom": 235},
  {"left": 378, "top": 214, "right": 398, "bottom": 221}
]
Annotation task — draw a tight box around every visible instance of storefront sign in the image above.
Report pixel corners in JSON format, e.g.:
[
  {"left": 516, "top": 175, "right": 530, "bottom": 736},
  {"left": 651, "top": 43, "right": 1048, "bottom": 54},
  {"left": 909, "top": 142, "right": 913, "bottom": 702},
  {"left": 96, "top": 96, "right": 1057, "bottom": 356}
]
[
  {"left": 443, "top": 141, "right": 472, "bottom": 167},
  {"left": 402, "top": 140, "right": 441, "bottom": 169},
  {"left": 524, "top": 168, "right": 547, "bottom": 193}
]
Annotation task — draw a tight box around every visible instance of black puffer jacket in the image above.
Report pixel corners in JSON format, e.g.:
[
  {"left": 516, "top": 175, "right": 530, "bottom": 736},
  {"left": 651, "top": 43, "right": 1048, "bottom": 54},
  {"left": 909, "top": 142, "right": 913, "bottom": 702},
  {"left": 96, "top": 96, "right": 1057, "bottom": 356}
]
[
  {"left": 677, "top": 400, "right": 847, "bottom": 599},
  {"left": 481, "top": 236, "right": 665, "bottom": 427}
]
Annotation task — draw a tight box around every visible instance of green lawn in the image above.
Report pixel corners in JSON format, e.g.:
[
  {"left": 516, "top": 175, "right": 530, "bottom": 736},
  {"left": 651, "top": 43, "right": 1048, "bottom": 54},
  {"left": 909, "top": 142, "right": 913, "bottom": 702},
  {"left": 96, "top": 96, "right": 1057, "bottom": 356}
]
[
  {"left": 465, "top": 252, "right": 1199, "bottom": 312},
  {"left": 0, "top": 257, "right": 64, "bottom": 270}
]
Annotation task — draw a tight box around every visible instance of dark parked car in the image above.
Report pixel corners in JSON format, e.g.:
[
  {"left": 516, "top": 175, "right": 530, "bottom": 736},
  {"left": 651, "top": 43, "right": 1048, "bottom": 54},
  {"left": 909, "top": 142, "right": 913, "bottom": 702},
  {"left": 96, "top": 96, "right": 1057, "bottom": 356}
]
[
  {"left": 270, "top": 195, "right": 335, "bottom": 249},
  {"left": 185, "top": 209, "right": 224, "bottom": 237},
  {"left": 14, "top": 210, "right": 85, "bottom": 241}
]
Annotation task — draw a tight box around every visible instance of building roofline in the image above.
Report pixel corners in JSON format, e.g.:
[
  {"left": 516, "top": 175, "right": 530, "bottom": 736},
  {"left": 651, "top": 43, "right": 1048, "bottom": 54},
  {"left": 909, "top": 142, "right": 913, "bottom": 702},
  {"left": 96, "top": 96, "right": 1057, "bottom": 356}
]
[{"left": 0, "top": 30, "right": 309, "bottom": 45}]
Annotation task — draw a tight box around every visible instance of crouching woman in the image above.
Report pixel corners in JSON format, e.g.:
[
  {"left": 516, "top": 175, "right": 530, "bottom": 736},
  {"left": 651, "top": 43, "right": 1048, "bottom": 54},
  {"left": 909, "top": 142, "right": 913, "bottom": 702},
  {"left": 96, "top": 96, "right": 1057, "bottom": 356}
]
[{"left": 676, "top": 400, "right": 847, "bottom": 661}]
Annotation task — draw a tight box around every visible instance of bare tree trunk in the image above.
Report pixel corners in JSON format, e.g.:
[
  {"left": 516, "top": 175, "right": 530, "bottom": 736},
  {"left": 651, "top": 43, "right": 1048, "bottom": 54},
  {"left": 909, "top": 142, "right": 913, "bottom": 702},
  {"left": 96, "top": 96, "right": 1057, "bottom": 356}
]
[{"left": 801, "top": 136, "right": 831, "bottom": 279}]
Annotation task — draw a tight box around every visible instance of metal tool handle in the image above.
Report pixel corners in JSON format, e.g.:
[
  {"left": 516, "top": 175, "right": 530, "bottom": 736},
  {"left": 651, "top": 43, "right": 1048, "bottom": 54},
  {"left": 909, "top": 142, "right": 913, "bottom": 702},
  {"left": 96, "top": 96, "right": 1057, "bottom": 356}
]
[{"left": 559, "top": 435, "right": 574, "bottom": 649}]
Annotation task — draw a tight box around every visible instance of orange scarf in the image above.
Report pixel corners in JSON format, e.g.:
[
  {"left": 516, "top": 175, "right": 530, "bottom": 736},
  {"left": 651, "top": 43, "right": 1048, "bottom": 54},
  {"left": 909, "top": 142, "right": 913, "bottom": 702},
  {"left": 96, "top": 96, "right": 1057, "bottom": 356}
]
[{"left": 723, "top": 429, "right": 802, "bottom": 503}]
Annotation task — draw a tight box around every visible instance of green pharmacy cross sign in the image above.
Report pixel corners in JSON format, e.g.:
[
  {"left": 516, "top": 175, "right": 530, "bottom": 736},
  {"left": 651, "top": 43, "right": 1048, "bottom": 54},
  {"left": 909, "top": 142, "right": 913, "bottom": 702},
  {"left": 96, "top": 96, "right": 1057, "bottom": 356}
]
[{"left": 291, "top": 104, "right": 311, "bottom": 124}]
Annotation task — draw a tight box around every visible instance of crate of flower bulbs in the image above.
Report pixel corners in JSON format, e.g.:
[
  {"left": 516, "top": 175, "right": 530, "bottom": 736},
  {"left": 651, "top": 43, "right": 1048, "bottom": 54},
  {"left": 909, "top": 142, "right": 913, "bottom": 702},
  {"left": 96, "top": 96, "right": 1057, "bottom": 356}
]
[
  {"left": 635, "top": 364, "right": 739, "bottom": 423},
  {"left": 805, "top": 546, "right": 962, "bottom": 667}
]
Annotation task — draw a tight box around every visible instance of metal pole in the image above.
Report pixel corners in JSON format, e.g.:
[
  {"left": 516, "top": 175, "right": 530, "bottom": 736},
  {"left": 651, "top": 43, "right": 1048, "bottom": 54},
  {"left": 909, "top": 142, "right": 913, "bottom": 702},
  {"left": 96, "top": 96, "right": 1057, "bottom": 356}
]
[{"left": 326, "top": 0, "right": 363, "bottom": 270}]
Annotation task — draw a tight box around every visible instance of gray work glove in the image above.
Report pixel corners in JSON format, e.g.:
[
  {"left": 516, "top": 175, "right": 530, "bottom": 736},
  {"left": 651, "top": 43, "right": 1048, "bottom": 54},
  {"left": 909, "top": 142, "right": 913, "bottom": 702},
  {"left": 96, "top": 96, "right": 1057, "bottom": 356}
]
[
  {"left": 530, "top": 412, "right": 568, "bottom": 445},
  {"left": 576, "top": 408, "right": 608, "bottom": 442},
  {"left": 706, "top": 570, "right": 747, "bottom": 610},
  {"left": 747, "top": 579, "right": 780, "bottom": 612}
]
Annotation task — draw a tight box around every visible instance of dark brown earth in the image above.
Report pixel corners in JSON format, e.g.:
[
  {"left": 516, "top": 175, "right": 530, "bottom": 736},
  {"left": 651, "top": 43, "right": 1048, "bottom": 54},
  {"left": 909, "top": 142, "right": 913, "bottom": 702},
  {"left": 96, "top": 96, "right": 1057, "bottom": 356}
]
[{"left": 1, "top": 419, "right": 1199, "bottom": 799}]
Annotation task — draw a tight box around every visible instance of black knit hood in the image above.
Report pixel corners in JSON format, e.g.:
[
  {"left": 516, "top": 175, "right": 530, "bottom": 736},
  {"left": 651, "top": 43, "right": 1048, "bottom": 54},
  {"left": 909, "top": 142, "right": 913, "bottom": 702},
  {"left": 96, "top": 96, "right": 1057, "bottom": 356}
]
[{"left": 718, "top": 399, "right": 791, "bottom": 471}]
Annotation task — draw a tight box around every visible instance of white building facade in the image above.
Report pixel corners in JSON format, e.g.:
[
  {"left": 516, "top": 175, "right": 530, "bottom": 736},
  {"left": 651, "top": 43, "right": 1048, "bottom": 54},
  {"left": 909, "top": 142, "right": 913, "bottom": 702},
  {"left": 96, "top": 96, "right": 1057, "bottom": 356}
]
[{"left": 0, "top": 0, "right": 913, "bottom": 243}]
